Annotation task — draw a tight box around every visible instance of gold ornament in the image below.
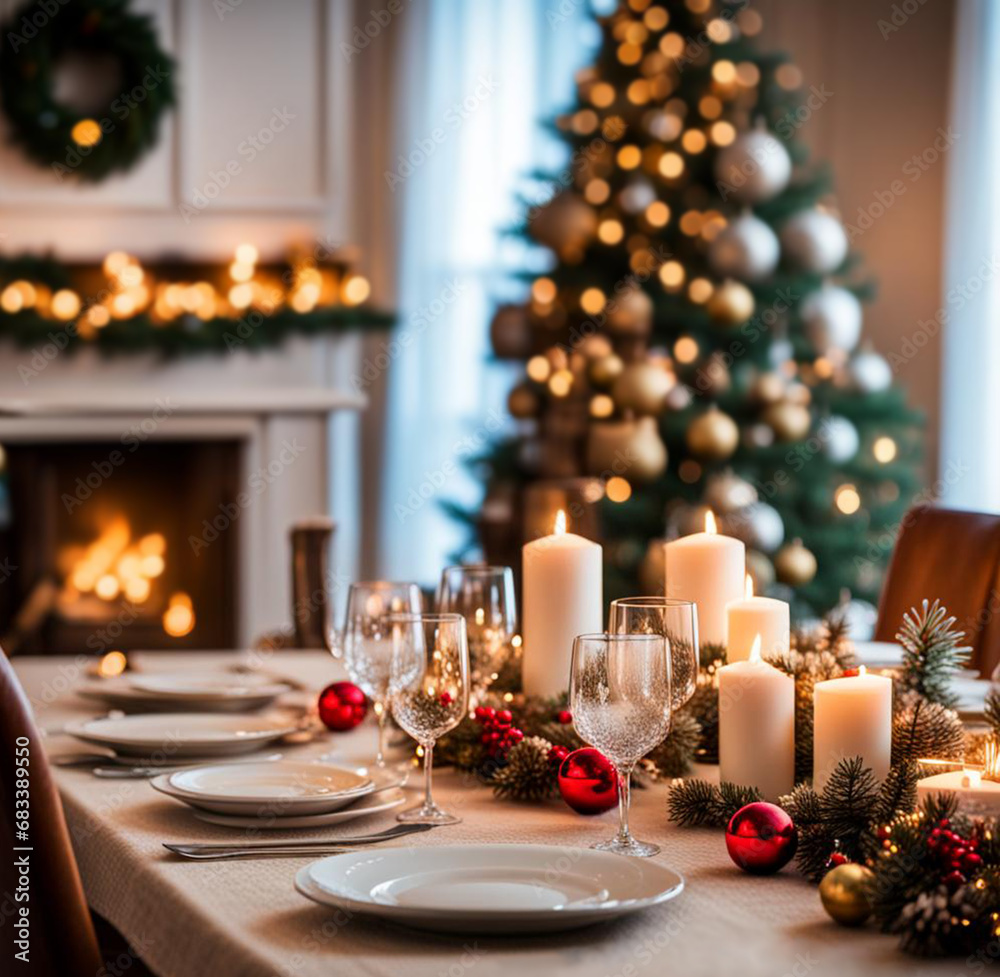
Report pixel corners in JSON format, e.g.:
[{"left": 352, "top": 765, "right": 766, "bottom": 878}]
[
  {"left": 774, "top": 539, "right": 817, "bottom": 586},
  {"left": 686, "top": 408, "right": 739, "bottom": 460},
  {"left": 707, "top": 279, "right": 755, "bottom": 326},
  {"left": 507, "top": 383, "right": 541, "bottom": 419},
  {"left": 587, "top": 416, "right": 667, "bottom": 483},
  {"left": 638, "top": 537, "right": 666, "bottom": 593},
  {"left": 746, "top": 549, "right": 775, "bottom": 593},
  {"left": 819, "top": 863, "right": 874, "bottom": 927},
  {"left": 611, "top": 362, "right": 673, "bottom": 415},
  {"left": 607, "top": 286, "right": 653, "bottom": 336},
  {"left": 588, "top": 353, "right": 625, "bottom": 390},
  {"left": 489, "top": 303, "right": 532, "bottom": 359},
  {"left": 763, "top": 400, "right": 811, "bottom": 441},
  {"left": 703, "top": 470, "right": 757, "bottom": 513},
  {"left": 750, "top": 371, "right": 786, "bottom": 405},
  {"left": 531, "top": 192, "right": 598, "bottom": 256}
]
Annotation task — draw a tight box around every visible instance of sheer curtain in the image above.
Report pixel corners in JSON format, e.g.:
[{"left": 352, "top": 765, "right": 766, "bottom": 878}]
[
  {"left": 378, "top": 0, "right": 597, "bottom": 583},
  {"left": 940, "top": 0, "right": 1000, "bottom": 511}
]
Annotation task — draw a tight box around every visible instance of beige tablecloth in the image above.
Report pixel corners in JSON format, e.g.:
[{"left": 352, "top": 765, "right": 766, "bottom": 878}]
[{"left": 14, "top": 652, "right": 958, "bottom": 977}]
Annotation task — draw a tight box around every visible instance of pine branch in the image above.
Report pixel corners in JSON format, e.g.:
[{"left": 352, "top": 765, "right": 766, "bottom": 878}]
[
  {"left": 986, "top": 687, "right": 1000, "bottom": 739},
  {"left": 891, "top": 699, "right": 965, "bottom": 766},
  {"left": 667, "top": 779, "right": 761, "bottom": 828},
  {"left": 873, "top": 761, "right": 919, "bottom": 828},
  {"left": 896, "top": 599, "right": 971, "bottom": 708}
]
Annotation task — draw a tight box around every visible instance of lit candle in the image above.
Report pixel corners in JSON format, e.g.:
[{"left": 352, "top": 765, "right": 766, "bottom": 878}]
[
  {"left": 664, "top": 511, "right": 745, "bottom": 648},
  {"left": 916, "top": 766, "right": 1000, "bottom": 816},
  {"left": 812, "top": 666, "right": 892, "bottom": 792},
  {"left": 522, "top": 510, "right": 603, "bottom": 698},
  {"left": 726, "top": 576, "right": 790, "bottom": 662},
  {"left": 718, "top": 635, "right": 795, "bottom": 801}
]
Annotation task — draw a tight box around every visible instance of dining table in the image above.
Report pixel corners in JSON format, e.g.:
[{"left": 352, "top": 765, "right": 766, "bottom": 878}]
[{"left": 14, "top": 650, "right": 985, "bottom": 977}]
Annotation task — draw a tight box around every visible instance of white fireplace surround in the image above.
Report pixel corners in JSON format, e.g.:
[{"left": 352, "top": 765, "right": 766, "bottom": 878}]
[{"left": 0, "top": 335, "right": 365, "bottom": 647}]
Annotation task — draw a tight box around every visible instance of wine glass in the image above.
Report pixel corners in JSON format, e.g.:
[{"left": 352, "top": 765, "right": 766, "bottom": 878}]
[
  {"left": 435, "top": 566, "right": 515, "bottom": 706},
  {"left": 570, "top": 633, "right": 672, "bottom": 857},
  {"left": 338, "top": 581, "right": 422, "bottom": 768},
  {"left": 609, "top": 597, "right": 698, "bottom": 710},
  {"left": 388, "top": 612, "right": 469, "bottom": 825}
]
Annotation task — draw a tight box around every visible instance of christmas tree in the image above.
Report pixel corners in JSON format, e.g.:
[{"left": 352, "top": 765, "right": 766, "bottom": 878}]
[{"left": 463, "top": 0, "right": 922, "bottom": 619}]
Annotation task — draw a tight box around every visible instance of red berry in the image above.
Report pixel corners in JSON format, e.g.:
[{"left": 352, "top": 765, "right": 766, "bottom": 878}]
[
  {"left": 942, "top": 870, "right": 966, "bottom": 890},
  {"left": 827, "top": 852, "right": 849, "bottom": 867},
  {"left": 474, "top": 707, "right": 489, "bottom": 722},
  {"left": 439, "top": 691, "right": 453, "bottom": 706},
  {"left": 508, "top": 728, "right": 524, "bottom": 743},
  {"left": 557, "top": 709, "right": 573, "bottom": 725},
  {"left": 497, "top": 709, "right": 513, "bottom": 724}
]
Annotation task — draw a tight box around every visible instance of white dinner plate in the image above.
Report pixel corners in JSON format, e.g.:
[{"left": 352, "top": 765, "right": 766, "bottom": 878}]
[
  {"left": 295, "top": 844, "right": 684, "bottom": 934},
  {"left": 152, "top": 761, "right": 373, "bottom": 815},
  {"left": 130, "top": 672, "right": 293, "bottom": 700},
  {"left": 65, "top": 713, "right": 299, "bottom": 758},
  {"left": 192, "top": 788, "right": 406, "bottom": 828},
  {"left": 78, "top": 683, "right": 286, "bottom": 714}
]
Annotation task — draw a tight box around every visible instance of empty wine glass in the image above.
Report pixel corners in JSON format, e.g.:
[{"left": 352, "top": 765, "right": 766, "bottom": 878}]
[
  {"left": 570, "top": 633, "right": 671, "bottom": 857},
  {"left": 388, "top": 612, "right": 469, "bottom": 825},
  {"left": 436, "top": 566, "right": 516, "bottom": 706},
  {"left": 609, "top": 597, "right": 699, "bottom": 710},
  {"left": 337, "top": 581, "right": 422, "bottom": 768}
]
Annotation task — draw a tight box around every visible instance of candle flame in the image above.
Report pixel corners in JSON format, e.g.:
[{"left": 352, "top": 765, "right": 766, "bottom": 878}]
[
  {"left": 554, "top": 509, "right": 567, "bottom": 536},
  {"left": 749, "top": 634, "right": 762, "bottom": 663},
  {"left": 745, "top": 574, "right": 754, "bottom": 599},
  {"left": 705, "top": 510, "right": 717, "bottom": 534},
  {"left": 858, "top": 664, "right": 867, "bottom": 677}
]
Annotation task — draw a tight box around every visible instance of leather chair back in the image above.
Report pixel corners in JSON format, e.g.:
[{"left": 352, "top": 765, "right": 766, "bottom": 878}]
[
  {"left": 875, "top": 505, "right": 1000, "bottom": 676},
  {"left": 0, "top": 650, "right": 102, "bottom": 977}
]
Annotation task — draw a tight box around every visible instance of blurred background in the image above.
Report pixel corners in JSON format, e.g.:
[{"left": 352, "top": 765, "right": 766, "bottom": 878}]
[{"left": 0, "top": 0, "right": 991, "bottom": 654}]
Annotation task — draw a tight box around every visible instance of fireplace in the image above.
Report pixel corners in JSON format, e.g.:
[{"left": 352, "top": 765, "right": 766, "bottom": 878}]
[{"left": 0, "top": 440, "right": 241, "bottom": 655}]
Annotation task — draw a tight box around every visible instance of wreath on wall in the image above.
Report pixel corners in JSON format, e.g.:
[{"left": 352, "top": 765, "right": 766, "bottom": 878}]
[{"left": 0, "top": 0, "right": 176, "bottom": 182}]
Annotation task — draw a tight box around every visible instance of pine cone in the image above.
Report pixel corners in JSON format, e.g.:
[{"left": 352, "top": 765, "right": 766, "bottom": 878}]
[
  {"left": 891, "top": 699, "right": 965, "bottom": 765},
  {"left": 893, "top": 885, "right": 979, "bottom": 957},
  {"left": 491, "top": 736, "right": 556, "bottom": 803}
]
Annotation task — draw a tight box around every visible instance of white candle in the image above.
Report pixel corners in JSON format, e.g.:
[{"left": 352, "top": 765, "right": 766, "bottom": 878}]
[
  {"left": 718, "top": 635, "right": 795, "bottom": 801},
  {"left": 664, "top": 511, "right": 744, "bottom": 648},
  {"left": 522, "top": 510, "right": 603, "bottom": 698},
  {"left": 727, "top": 576, "right": 790, "bottom": 662},
  {"left": 813, "top": 666, "right": 892, "bottom": 792},
  {"left": 916, "top": 769, "right": 1000, "bottom": 816}
]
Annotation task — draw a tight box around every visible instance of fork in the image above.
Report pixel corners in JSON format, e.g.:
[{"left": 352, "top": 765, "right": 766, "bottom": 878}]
[{"left": 163, "top": 822, "right": 435, "bottom": 859}]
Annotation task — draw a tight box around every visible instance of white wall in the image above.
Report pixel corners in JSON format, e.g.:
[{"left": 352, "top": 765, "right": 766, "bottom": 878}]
[{"left": 0, "top": 0, "right": 355, "bottom": 259}]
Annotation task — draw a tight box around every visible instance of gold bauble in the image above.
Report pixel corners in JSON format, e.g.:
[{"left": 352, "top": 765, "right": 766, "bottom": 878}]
[
  {"left": 489, "top": 303, "right": 532, "bottom": 359},
  {"left": 588, "top": 353, "right": 625, "bottom": 390},
  {"left": 507, "top": 383, "right": 541, "bottom": 419},
  {"left": 707, "top": 279, "right": 755, "bottom": 326},
  {"left": 607, "top": 286, "right": 653, "bottom": 336},
  {"left": 750, "top": 371, "right": 786, "bottom": 405},
  {"left": 531, "top": 192, "right": 598, "bottom": 255},
  {"left": 611, "top": 362, "right": 673, "bottom": 415},
  {"left": 587, "top": 416, "right": 667, "bottom": 483},
  {"left": 774, "top": 539, "right": 817, "bottom": 586},
  {"left": 638, "top": 537, "right": 666, "bottom": 592},
  {"left": 686, "top": 408, "right": 739, "bottom": 460},
  {"left": 819, "top": 863, "right": 874, "bottom": 927},
  {"left": 746, "top": 549, "right": 775, "bottom": 593},
  {"left": 763, "top": 400, "right": 812, "bottom": 441},
  {"left": 578, "top": 334, "right": 613, "bottom": 360}
]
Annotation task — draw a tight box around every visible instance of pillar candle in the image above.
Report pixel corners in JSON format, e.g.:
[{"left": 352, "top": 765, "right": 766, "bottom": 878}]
[
  {"left": 522, "top": 510, "right": 602, "bottom": 698},
  {"left": 726, "top": 578, "right": 790, "bottom": 662},
  {"left": 718, "top": 635, "right": 795, "bottom": 801},
  {"left": 664, "top": 511, "right": 744, "bottom": 647},
  {"left": 813, "top": 666, "right": 892, "bottom": 792}
]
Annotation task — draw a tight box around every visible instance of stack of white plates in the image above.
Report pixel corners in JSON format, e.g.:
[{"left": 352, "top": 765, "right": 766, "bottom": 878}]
[
  {"left": 295, "top": 845, "right": 685, "bottom": 933},
  {"left": 78, "top": 670, "right": 294, "bottom": 713},
  {"left": 152, "top": 761, "right": 406, "bottom": 828},
  {"left": 64, "top": 713, "right": 300, "bottom": 759}
]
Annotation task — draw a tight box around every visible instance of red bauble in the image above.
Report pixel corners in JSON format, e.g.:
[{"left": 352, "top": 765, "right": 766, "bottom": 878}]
[
  {"left": 317, "top": 681, "right": 368, "bottom": 732},
  {"left": 558, "top": 747, "right": 618, "bottom": 816},
  {"left": 726, "top": 802, "right": 798, "bottom": 875}
]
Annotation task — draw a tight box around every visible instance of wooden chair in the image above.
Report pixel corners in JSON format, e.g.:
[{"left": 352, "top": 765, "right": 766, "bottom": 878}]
[
  {"left": 0, "top": 649, "right": 102, "bottom": 977},
  {"left": 874, "top": 505, "right": 1000, "bottom": 677}
]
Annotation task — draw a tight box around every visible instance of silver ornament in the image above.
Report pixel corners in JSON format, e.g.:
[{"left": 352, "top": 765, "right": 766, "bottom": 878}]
[
  {"left": 837, "top": 597, "right": 878, "bottom": 640},
  {"left": 801, "top": 284, "right": 863, "bottom": 353},
  {"left": 714, "top": 130, "right": 792, "bottom": 204},
  {"left": 703, "top": 471, "right": 758, "bottom": 512},
  {"left": 619, "top": 178, "right": 658, "bottom": 214},
  {"left": 768, "top": 338, "right": 794, "bottom": 368},
  {"left": 723, "top": 501, "right": 785, "bottom": 553},
  {"left": 850, "top": 350, "right": 892, "bottom": 393},
  {"left": 822, "top": 415, "right": 860, "bottom": 463},
  {"left": 781, "top": 210, "right": 849, "bottom": 274},
  {"left": 709, "top": 213, "right": 780, "bottom": 282}
]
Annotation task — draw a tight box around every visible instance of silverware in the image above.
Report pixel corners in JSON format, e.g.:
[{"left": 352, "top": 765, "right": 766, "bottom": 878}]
[
  {"left": 92, "top": 752, "right": 284, "bottom": 779},
  {"left": 163, "top": 822, "right": 434, "bottom": 859}
]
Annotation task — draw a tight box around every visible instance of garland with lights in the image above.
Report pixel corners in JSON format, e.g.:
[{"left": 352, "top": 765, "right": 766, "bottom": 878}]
[
  {"left": 0, "top": 0, "right": 176, "bottom": 182},
  {"left": 0, "top": 250, "right": 394, "bottom": 358}
]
